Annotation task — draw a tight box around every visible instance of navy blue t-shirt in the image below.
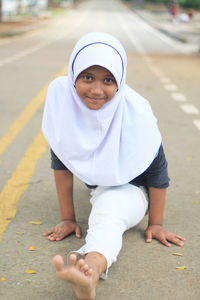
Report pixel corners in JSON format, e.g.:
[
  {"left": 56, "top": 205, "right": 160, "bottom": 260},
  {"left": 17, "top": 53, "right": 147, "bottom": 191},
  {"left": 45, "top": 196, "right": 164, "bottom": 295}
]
[{"left": 50, "top": 145, "right": 170, "bottom": 189}]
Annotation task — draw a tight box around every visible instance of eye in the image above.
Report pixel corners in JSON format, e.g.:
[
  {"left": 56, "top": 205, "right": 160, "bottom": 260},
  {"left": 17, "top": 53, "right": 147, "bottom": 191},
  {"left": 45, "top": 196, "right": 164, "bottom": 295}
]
[
  {"left": 82, "top": 75, "right": 93, "bottom": 81},
  {"left": 104, "top": 77, "right": 116, "bottom": 84}
]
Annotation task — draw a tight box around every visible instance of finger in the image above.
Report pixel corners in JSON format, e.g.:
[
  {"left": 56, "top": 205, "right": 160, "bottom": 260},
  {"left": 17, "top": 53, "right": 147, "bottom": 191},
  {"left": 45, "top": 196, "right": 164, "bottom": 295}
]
[
  {"left": 145, "top": 230, "right": 152, "bottom": 243},
  {"left": 48, "top": 233, "right": 65, "bottom": 241},
  {"left": 175, "top": 234, "right": 186, "bottom": 241},
  {"left": 170, "top": 236, "right": 185, "bottom": 247},
  {"left": 75, "top": 226, "right": 82, "bottom": 238},
  {"left": 43, "top": 229, "right": 54, "bottom": 236},
  {"left": 48, "top": 235, "right": 57, "bottom": 241},
  {"left": 159, "top": 236, "right": 171, "bottom": 247},
  {"left": 55, "top": 235, "right": 66, "bottom": 241},
  {"left": 48, "top": 232, "right": 62, "bottom": 240}
]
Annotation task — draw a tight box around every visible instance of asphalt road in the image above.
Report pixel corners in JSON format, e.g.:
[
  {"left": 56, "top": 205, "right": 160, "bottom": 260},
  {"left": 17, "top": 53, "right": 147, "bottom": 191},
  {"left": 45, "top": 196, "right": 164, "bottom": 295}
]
[{"left": 0, "top": 0, "right": 200, "bottom": 299}]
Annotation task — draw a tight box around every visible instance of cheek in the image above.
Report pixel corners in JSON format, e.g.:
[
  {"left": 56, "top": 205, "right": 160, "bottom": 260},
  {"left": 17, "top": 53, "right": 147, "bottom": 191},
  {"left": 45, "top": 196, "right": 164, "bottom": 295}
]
[
  {"left": 108, "top": 87, "right": 118, "bottom": 100},
  {"left": 75, "top": 82, "right": 85, "bottom": 98}
]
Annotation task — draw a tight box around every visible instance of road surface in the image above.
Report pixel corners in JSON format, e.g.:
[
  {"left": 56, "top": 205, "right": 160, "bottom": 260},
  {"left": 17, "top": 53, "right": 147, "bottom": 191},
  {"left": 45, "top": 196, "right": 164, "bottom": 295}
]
[{"left": 0, "top": 0, "right": 200, "bottom": 299}]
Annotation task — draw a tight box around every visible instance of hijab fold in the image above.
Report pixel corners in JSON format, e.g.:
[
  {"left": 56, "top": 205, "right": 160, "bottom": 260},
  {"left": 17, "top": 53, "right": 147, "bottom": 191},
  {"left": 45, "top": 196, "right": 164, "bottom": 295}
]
[{"left": 42, "top": 32, "right": 161, "bottom": 186}]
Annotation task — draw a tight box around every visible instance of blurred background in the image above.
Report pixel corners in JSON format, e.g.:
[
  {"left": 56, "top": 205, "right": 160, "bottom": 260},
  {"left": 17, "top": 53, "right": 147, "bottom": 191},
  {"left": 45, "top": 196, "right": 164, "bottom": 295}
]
[{"left": 0, "top": 0, "right": 200, "bottom": 299}]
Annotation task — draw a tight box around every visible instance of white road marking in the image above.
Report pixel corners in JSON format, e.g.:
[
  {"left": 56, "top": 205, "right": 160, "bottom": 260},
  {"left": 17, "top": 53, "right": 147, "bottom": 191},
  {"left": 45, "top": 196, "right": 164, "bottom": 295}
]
[
  {"left": 171, "top": 93, "right": 187, "bottom": 102},
  {"left": 117, "top": 6, "right": 196, "bottom": 55},
  {"left": 149, "top": 66, "right": 164, "bottom": 77},
  {"left": 0, "top": 11, "right": 88, "bottom": 67},
  {"left": 180, "top": 104, "right": 199, "bottom": 114},
  {"left": 116, "top": 8, "right": 200, "bottom": 134},
  {"left": 193, "top": 120, "right": 200, "bottom": 131},
  {"left": 143, "top": 56, "right": 153, "bottom": 64},
  {"left": 160, "top": 77, "right": 171, "bottom": 83},
  {"left": 164, "top": 84, "right": 178, "bottom": 91}
]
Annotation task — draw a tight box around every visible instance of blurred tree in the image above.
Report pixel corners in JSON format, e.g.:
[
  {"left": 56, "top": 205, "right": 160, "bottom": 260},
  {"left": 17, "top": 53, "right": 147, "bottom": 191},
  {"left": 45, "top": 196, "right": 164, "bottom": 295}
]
[
  {"left": 0, "top": 0, "right": 2, "bottom": 21},
  {"left": 179, "top": 0, "right": 200, "bottom": 9},
  {"left": 129, "top": 0, "right": 200, "bottom": 9}
]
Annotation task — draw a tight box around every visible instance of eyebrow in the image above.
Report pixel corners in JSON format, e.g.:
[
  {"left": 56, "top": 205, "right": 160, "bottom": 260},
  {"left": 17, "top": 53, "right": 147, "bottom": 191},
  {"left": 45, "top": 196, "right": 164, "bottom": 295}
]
[{"left": 81, "top": 71, "right": 115, "bottom": 77}]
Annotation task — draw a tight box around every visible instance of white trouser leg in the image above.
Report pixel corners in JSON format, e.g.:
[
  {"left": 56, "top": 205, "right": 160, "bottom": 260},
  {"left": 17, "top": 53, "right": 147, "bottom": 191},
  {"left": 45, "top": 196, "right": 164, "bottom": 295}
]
[{"left": 71, "top": 184, "right": 148, "bottom": 278}]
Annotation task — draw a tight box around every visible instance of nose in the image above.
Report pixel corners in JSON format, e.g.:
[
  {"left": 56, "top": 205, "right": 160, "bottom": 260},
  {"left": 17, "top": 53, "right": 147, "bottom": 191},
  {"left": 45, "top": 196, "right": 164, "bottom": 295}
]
[{"left": 90, "top": 81, "right": 104, "bottom": 96}]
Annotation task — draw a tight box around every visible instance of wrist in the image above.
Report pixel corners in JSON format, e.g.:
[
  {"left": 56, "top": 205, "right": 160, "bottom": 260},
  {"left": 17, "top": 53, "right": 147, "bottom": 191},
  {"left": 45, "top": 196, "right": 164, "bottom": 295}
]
[
  {"left": 61, "top": 218, "right": 76, "bottom": 222},
  {"left": 60, "top": 212, "right": 76, "bottom": 222},
  {"left": 148, "top": 217, "right": 163, "bottom": 226}
]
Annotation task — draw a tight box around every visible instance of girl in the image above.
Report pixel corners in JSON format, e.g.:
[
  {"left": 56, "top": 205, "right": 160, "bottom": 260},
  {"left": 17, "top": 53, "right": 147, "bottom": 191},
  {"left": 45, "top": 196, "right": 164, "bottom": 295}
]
[{"left": 42, "top": 32, "right": 185, "bottom": 300}]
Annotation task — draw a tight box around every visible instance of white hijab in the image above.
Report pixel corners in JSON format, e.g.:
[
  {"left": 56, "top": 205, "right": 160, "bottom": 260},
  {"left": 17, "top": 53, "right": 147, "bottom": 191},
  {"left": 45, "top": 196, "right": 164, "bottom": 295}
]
[{"left": 42, "top": 32, "right": 161, "bottom": 186}]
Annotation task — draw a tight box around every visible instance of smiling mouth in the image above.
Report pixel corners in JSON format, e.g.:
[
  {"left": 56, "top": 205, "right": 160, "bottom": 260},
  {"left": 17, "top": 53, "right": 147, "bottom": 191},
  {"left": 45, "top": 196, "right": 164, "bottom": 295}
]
[{"left": 87, "top": 97, "right": 105, "bottom": 101}]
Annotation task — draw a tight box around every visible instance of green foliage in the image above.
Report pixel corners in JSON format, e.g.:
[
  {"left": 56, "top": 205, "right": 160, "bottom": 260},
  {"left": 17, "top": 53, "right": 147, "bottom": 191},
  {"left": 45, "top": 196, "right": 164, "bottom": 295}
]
[
  {"left": 143, "top": 0, "right": 200, "bottom": 9},
  {"left": 145, "top": 0, "right": 168, "bottom": 3},
  {"left": 179, "top": 0, "right": 200, "bottom": 9}
]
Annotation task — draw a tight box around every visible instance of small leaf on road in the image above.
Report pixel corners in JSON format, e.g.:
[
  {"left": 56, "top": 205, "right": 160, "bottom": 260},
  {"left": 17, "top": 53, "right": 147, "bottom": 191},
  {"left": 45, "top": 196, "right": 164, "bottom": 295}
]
[
  {"left": 28, "top": 246, "right": 35, "bottom": 251},
  {"left": 193, "top": 200, "right": 199, "bottom": 204},
  {"left": 1, "top": 277, "right": 6, "bottom": 281},
  {"left": 172, "top": 253, "right": 183, "bottom": 256},
  {"left": 16, "top": 232, "right": 24, "bottom": 235},
  {"left": 186, "top": 157, "right": 192, "bottom": 161},
  {"left": 176, "top": 266, "right": 187, "bottom": 271},
  {"left": 29, "top": 221, "right": 43, "bottom": 225},
  {"left": 25, "top": 269, "right": 37, "bottom": 274}
]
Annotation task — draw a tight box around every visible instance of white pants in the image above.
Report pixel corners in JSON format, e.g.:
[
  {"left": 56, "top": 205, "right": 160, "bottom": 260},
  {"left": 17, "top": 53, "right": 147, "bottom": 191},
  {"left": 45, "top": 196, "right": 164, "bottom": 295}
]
[{"left": 71, "top": 183, "right": 148, "bottom": 278}]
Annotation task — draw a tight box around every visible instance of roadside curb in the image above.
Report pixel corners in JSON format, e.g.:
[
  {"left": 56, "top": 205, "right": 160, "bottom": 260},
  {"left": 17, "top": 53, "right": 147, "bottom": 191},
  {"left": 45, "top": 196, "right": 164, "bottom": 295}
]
[
  {"left": 133, "top": 9, "right": 187, "bottom": 43},
  {"left": 0, "top": 19, "right": 50, "bottom": 38}
]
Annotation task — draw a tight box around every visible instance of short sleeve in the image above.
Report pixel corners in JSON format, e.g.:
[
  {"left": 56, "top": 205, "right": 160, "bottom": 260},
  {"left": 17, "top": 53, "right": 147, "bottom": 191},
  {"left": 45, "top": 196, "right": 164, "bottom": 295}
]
[
  {"left": 50, "top": 149, "right": 68, "bottom": 170},
  {"left": 129, "top": 145, "right": 170, "bottom": 188},
  {"left": 145, "top": 145, "right": 170, "bottom": 188}
]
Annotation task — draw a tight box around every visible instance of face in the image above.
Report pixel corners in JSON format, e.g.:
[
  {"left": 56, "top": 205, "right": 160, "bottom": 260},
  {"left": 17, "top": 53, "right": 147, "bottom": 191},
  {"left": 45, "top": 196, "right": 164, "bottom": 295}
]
[{"left": 75, "top": 65, "right": 118, "bottom": 110}]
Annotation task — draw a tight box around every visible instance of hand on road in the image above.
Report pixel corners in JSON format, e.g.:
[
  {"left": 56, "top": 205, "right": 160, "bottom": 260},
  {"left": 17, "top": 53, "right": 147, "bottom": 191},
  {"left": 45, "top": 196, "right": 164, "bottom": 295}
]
[
  {"left": 145, "top": 225, "right": 186, "bottom": 247},
  {"left": 43, "top": 220, "right": 81, "bottom": 241}
]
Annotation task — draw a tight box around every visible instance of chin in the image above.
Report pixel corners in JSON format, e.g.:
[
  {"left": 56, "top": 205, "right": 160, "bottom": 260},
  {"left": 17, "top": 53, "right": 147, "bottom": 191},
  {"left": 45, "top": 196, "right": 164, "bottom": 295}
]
[
  {"left": 88, "top": 105, "right": 102, "bottom": 110},
  {"left": 86, "top": 103, "right": 104, "bottom": 110}
]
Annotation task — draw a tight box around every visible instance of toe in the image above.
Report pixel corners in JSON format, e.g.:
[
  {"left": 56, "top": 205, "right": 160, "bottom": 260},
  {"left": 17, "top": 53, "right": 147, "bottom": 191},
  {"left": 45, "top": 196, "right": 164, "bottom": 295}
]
[
  {"left": 87, "top": 268, "right": 93, "bottom": 276},
  {"left": 68, "top": 253, "right": 77, "bottom": 266},
  {"left": 53, "top": 255, "right": 64, "bottom": 271},
  {"left": 77, "top": 259, "right": 85, "bottom": 271},
  {"left": 82, "top": 263, "right": 89, "bottom": 274}
]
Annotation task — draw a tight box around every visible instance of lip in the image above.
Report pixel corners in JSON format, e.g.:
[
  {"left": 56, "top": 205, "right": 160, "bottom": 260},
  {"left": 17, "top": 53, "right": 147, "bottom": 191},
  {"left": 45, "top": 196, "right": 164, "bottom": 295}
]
[{"left": 87, "top": 97, "right": 106, "bottom": 103}]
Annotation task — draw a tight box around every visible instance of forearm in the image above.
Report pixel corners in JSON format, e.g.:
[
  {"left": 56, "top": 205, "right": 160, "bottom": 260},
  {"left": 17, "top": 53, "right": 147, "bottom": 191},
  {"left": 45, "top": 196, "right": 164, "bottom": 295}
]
[
  {"left": 54, "top": 169, "right": 75, "bottom": 221},
  {"left": 148, "top": 187, "right": 167, "bottom": 226}
]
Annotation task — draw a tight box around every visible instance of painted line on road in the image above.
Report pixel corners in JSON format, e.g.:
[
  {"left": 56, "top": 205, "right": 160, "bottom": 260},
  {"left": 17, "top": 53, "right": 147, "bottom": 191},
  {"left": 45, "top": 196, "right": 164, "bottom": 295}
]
[
  {"left": 0, "top": 130, "right": 47, "bottom": 241},
  {"left": 0, "top": 86, "right": 47, "bottom": 155},
  {"left": 0, "top": 64, "right": 68, "bottom": 156},
  {"left": 171, "top": 93, "right": 187, "bottom": 102},
  {"left": 0, "top": 9, "right": 89, "bottom": 67},
  {"left": 163, "top": 84, "right": 178, "bottom": 91},
  {"left": 148, "top": 66, "right": 164, "bottom": 78},
  {"left": 116, "top": 10, "right": 200, "bottom": 133},
  {"left": 159, "top": 77, "right": 171, "bottom": 84},
  {"left": 193, "top": 120, "right": 200, "bottom": 131},
  {"left": 129, "top": 10, "right": 197, "bottom": 56},
  {"left": 0, "top": 42, "right": 52, "bottom": 67},
  {"left": 180, "top": 104, "right": 199, "bottom": 114},
  {"left": 0, "top": 32, "right": 72, "bottom": 67}
]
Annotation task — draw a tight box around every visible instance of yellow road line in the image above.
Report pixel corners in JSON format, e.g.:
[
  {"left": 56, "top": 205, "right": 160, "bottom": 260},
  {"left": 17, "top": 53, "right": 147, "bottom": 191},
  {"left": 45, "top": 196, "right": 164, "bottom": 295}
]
[
  {"left": 0, "top": 64, "right": 68, "bottom": 156},
  {"left": 0, "top": 130, "right": 47, "bottom": 241}
]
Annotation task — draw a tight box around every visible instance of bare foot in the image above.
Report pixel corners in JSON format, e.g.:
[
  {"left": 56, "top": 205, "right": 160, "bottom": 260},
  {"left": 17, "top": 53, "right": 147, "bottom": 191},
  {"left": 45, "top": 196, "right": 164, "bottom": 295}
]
[{"left": 53, "top": 254, "right": 99, "bottom": 300}]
